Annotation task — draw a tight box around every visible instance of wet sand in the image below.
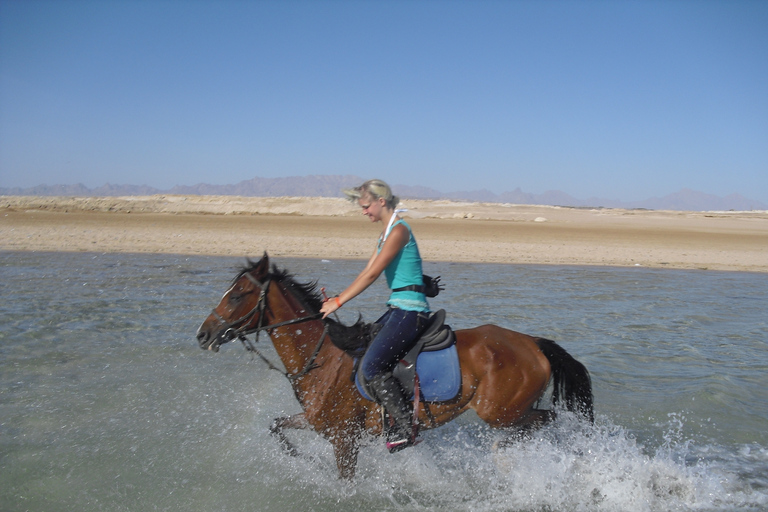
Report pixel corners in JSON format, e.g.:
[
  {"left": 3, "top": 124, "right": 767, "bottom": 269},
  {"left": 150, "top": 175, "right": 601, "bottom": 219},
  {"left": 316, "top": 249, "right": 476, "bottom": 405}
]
[{"left": 2, "top": 195, "right": 767, "bottom": 272}]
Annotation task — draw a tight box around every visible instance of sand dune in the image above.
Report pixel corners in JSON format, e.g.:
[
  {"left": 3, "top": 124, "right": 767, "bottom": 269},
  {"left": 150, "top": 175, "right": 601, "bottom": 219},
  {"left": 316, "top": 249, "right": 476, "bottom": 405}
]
[{"left": 2, "top": 195, "right": 767, "bottom": 272}]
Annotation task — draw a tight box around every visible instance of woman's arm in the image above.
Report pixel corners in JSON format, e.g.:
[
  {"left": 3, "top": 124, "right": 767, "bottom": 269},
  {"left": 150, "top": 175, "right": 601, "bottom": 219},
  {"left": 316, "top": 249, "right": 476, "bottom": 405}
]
[{"left": 320, "top": 223, "right": 409, "bottom": 318}]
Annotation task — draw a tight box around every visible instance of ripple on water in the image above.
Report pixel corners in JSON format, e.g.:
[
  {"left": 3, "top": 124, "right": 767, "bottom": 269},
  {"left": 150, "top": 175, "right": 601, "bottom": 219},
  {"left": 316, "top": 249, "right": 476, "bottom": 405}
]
[{"left": 1, "top": 253, "right": 767, "bottom": 511}]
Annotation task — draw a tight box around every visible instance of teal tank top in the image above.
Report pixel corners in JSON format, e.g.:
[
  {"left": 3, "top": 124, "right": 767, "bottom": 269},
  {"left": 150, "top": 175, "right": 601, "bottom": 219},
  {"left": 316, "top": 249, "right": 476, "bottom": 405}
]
[{"left": 377, "top": 219, "right": 430, "bottom": 312}]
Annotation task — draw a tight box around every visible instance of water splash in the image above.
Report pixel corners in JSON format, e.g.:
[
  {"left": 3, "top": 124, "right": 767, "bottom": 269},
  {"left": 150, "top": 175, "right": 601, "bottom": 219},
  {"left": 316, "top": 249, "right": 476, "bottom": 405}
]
[{"left": 258, "top": 412, "right": 768, "bottom": 512}]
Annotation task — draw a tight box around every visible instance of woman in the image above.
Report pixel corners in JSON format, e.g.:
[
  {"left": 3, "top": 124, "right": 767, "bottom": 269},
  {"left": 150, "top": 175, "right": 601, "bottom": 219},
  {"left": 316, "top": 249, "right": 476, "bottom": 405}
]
[{"left": 320, "top": 179, "right": 430, "bottom": 453}]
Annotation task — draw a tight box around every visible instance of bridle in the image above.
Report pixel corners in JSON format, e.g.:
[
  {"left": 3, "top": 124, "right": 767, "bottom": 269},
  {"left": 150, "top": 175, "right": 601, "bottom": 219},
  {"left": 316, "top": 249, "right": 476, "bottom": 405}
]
[{"left": 210, "top": 272, "right": 326, "bottom": 381}]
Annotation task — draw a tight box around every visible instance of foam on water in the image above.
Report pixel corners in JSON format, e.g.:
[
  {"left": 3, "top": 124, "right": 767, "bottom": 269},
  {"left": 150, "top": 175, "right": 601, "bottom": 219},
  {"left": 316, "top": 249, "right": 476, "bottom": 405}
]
[{"left": 233, "top": 410, "right": 767, "bottom": 512}]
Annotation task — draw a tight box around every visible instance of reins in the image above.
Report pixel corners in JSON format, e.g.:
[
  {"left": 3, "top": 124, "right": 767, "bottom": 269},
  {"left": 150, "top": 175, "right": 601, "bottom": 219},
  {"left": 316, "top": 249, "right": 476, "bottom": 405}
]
[{"left": 218, "top": 273, "right": 327, "bottom": 381}]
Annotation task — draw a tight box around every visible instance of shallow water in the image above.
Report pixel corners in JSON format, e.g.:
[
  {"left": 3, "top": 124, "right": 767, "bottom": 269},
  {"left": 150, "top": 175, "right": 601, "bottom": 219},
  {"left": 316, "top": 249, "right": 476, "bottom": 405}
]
[{"left": 1, "top": 251, "right": 767, "bottom": 511}]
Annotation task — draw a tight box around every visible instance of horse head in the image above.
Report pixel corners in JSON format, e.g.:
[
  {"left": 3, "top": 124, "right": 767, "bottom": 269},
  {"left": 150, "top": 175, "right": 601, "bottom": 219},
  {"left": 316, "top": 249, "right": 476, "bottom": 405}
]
[{"left": 197, "top": 252, "right": 272, "bottom": 352}]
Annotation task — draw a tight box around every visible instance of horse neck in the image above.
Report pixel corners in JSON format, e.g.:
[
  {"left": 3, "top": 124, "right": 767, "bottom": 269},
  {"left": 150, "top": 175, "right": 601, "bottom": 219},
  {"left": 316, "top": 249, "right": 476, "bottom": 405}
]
[
  {"left": 264, "top": 280, "right": 358, "bottom": 418},
  {"left": 265, "top": 280, "right": 328, "bottom": 376}
]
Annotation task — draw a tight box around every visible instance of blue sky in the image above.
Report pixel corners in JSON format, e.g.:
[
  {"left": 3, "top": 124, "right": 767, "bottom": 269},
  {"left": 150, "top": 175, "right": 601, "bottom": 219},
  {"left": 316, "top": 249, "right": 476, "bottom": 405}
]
[{"left": 1, "top": 0, "right": 766, "bottom": 202}]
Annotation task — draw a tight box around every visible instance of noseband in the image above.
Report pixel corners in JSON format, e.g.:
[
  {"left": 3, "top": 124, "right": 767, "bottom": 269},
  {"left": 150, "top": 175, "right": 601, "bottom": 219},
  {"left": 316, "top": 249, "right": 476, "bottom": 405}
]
[{"left": 211, "top": 272, "right": 325, "bottom": 381}]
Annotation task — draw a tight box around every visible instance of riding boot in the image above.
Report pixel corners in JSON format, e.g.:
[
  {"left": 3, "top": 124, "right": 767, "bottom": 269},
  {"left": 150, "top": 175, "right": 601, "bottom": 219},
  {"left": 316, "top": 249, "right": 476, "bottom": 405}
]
[{"left": 368, "top": 373, "right": 416, "bottom": 453}]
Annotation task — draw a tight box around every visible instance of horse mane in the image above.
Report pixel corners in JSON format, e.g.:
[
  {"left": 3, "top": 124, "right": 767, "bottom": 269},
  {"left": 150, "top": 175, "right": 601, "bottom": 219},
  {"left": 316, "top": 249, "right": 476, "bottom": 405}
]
[
  {"left": 234, "top": 259, "right": 325, "bottom": 312},
  {"left": 236, "top": 259, "right": 370, "bottom": 354},
  {"left": 269, "top": 265, "right": 325, "bottom": 313}
]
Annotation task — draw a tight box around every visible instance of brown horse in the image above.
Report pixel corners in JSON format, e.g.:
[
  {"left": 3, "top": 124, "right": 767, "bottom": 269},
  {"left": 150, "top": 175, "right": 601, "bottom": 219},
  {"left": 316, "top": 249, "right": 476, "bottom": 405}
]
[{"left": 196, "top": 253, "right": 593, "bottom": 480}]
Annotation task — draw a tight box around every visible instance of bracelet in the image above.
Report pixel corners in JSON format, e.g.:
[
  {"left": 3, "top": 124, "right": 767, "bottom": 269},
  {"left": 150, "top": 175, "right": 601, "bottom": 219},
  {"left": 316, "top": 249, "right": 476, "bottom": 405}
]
[{"left": 334, "top": 296, "right": 342, "bottom": 308}]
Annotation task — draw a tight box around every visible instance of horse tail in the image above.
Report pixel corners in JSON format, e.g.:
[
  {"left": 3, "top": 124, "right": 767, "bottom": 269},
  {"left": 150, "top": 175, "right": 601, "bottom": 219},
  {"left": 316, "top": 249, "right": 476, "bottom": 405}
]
[{"left": 535, "top": 338, "right": 594, "bottom": 423}]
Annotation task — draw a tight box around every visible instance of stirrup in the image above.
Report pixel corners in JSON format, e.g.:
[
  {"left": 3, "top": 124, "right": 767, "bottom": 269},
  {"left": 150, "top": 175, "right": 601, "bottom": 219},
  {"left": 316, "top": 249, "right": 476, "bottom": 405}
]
[
  {"left": 382, "top": 412, "right": 421, "bottom": 453},
  {"left": 386, "top": 435, "right": 421, "bottom": 454}
]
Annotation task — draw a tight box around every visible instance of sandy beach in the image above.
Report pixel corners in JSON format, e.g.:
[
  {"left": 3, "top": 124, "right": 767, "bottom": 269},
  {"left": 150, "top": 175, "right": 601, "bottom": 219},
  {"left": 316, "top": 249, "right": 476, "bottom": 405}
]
[{"left": 2, "top": 195, "right": 767, "bottom": 272}]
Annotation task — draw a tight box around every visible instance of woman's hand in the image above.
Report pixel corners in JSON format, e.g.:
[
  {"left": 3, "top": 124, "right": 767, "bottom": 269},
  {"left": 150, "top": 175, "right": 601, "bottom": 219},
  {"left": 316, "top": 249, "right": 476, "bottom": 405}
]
[{"left": 320, "top": 296, "right": 342, "bottom": 319}]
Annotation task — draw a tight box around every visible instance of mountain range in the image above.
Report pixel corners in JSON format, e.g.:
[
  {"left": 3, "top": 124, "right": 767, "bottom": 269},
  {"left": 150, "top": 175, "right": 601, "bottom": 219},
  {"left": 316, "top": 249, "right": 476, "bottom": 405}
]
[{"left": 1, "top": 175, "right": 765, "bottom": 211}]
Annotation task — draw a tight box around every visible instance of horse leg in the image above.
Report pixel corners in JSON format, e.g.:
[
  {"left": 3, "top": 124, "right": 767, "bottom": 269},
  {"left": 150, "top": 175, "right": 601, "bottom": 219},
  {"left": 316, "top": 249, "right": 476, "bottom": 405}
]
[
  {"left": 330, "top": 435, "right": 360, "bottom": 481},
  {"left": 269, "top": 413, "right": 311, "bottom": 458},
  {"left": 270, "top": 413, "right": 360, "bottom": 480},
  {"left": 494, "top": 409, "right": 555, "bottom": 448},
  {"left": 520, "top": 408, "right": 556, "bottom": 430}
]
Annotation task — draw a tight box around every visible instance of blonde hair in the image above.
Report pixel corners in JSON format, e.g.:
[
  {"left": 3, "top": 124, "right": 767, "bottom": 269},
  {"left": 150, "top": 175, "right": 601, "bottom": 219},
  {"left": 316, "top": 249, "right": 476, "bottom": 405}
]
[{"left": 343, "top": 179, "right": 400, "bottom": 209}]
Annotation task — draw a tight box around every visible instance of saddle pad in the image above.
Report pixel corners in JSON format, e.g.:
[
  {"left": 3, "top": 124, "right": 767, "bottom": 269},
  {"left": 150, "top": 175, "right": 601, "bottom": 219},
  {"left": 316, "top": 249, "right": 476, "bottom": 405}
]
[{"left": 356, "top": 344, "right": 461, "bottom": 402}]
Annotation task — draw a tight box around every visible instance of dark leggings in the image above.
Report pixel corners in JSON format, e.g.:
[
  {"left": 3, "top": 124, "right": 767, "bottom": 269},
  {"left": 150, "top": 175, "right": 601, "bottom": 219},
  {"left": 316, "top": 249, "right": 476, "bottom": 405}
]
[{"left": 360, "top": 307, "right": 428, "bottom": 381}]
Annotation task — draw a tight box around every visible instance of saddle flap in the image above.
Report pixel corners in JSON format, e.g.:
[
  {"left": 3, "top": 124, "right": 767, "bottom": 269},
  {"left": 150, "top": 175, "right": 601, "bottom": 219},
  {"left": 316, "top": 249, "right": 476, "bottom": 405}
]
[
  {"left": 401, "top": 310, "right": 455, "bottom": 368},
  {"left": 419, "top": 309, "right": 455, "bottom": 352}
]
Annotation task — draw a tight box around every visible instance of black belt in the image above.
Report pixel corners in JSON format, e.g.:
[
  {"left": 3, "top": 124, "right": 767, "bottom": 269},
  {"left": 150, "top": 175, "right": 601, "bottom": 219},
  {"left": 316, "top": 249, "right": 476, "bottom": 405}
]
[{"left": 392, "top": 285, "right": 426, "bottom": 293}]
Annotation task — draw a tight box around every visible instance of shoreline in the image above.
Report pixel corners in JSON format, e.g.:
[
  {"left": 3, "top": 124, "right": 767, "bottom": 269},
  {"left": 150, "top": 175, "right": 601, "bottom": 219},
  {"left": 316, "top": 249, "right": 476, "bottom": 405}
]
[{"left": 2, "top": 195, "right": 767, "bottom": 273}]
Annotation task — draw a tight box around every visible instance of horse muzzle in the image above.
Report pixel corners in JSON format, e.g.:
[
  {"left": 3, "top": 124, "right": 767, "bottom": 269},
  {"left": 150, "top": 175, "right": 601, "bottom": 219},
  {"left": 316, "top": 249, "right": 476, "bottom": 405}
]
[{"left": 196, "top": 326, "right": 231, "bottom": 352}]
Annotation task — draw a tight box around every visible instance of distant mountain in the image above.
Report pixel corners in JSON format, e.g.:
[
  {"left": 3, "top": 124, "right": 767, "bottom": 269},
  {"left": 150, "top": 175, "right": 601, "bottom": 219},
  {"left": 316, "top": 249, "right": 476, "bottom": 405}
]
[
  {"left": 626, "top": 188, "right": 766, "bottom": 212},
  {"left": 392, "top": 184, "right": 767, "bottom": 211},
  {"left": 1, "top": 176, "right": 765, "bottom": 211},
  {"left": 168, "top": 174, "right": 364, "bottom": 197},
  {"left": 0, "top": 182, "right": 165, "bottom": 197}
]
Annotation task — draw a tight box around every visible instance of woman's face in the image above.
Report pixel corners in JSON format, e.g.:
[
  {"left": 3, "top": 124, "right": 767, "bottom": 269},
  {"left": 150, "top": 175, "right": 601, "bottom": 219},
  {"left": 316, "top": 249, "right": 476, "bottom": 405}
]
[{"left": 358, "top": 194, "right": 385, "bottom": 222}]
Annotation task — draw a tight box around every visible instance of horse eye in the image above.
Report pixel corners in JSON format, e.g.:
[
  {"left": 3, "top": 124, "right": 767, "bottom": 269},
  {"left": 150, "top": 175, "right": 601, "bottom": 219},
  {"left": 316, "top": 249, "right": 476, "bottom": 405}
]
[{"left": 229, "top": 288, "right": 252, "bottom": 303}]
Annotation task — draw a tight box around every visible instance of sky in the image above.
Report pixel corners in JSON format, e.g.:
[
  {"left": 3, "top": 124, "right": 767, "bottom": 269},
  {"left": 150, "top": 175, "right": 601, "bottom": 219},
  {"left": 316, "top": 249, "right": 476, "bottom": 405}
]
[{"left": 1, "top": 0, "right": 766, "bottom": 203}]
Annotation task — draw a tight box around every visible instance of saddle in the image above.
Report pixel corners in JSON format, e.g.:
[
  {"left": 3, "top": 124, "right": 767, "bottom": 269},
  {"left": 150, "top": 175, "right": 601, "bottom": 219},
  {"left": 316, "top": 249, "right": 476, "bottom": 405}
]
[
  {"left": 356, "top": 309, "right": 458, "bottom": 402},
  {"left": 400, "top": 309, "right": 454, "bottom": 364}
]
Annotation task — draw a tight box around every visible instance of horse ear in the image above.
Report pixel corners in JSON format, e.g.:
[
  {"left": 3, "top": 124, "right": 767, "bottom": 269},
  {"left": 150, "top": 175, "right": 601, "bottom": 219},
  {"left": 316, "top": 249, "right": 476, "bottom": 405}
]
[
  {"left": 255, "top": 252, "right": 269, "bottom": 276},
  {"left": 245, "top": 252, "right": 270, "bottom": 277}
]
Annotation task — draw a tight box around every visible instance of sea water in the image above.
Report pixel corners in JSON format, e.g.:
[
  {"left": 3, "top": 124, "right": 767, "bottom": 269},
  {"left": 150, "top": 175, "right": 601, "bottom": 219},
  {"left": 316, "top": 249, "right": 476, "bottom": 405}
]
[{"left": 1, "top": 251, "right": 766, "bottom": 511}]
